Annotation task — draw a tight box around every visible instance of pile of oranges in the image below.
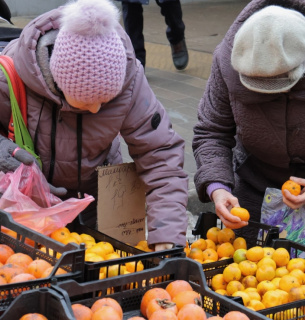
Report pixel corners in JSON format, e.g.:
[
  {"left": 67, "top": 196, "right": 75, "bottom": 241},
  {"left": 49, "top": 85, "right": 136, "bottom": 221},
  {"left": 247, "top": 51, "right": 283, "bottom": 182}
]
[
  {"left": 185, "top": 227, "right": 247, "bottom": 264},
  {"left": 211, "top": 245, "right": 305, "bottom": 312},
  {"left": 0, "top": 244, "right": 66, "bottom": 285},
  {"left": 50, "top": 227, "right": 145, "bottom": 279}
]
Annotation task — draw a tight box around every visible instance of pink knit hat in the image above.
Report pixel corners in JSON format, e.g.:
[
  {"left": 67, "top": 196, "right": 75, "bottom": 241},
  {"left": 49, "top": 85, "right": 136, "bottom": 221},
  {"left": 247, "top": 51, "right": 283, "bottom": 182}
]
[{"left": 50, "top": 0, "right": 127, "bottom": 104}]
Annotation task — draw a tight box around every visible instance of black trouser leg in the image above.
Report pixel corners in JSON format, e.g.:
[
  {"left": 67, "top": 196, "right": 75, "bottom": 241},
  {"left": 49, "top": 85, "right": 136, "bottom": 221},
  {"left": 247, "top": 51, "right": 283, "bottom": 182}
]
[
  {"left": 156, "top": 0, "right": 185, "bottom": 45},
  {"left": 122, "top": 2, "right": 146, "bottom": 67},
  {"left": 0, "top": 0, "right": 12, "bottom": 24}
]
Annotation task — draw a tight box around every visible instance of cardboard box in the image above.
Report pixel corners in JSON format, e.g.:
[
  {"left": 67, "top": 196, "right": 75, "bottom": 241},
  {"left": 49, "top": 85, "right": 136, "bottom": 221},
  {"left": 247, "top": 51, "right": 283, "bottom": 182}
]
[{"left": 97, "top": 163, "right": 146, "bottom": 246}]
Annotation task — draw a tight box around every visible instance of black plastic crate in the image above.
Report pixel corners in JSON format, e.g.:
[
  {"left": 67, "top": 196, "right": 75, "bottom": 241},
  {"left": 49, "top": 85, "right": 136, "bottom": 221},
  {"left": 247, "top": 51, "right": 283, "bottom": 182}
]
[
  {"left": 204, "top": 238, "right": 305, "bottom": 320},
  {"left": 52, "top": 257, "right": 268, "bottom": 320},
  {"left": 0, "top": 210, "right": 85, "bottom": 315},
  {"left": 0, "top": 288, "right": 74, "bottom": 320},
  {"left": 68, "top": 219, "right": 185, "bottom": 281},
  {"left": 191, "top": 211, "right": 280, "bottom": 273}
]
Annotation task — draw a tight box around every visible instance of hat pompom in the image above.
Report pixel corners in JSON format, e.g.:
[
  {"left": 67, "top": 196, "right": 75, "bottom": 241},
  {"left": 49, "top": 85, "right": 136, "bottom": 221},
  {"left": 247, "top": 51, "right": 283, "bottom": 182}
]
[{"left": 60, "top": 0, "right": 120, "bottom": 37}]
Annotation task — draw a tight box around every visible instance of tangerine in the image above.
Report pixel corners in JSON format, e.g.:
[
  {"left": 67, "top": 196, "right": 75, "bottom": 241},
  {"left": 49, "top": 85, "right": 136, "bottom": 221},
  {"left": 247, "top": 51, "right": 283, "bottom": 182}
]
[
  {"left": 217, "top": 228, "right": 235, "bottom": 244},
  {"left": 244, "top": 288, "right": 261, "bottom": 301},
  {"left": 10, "top": 273, "right": 36, "bottom": 283},
  {"left": 223, "top": 264, "right": 242, "bottom": 282},
  {"left": 40, "top": 267, "right": 67, "bottom": 278},
  {"left": 205, "top": 239, "right": 217, "bottom": 251},
  {"left": 0, "top": 244, "right": 14, "bottom": 264},
  {"left": 146, "top": 298, "right": 178, "bottom": 318},
  {"left": 261, "top": 290, "right": 283, "bottom": 308},
  {"left": 202, "top": 248, "right": 218, "bottom": 262},
  {"left": 206, "top": 227, "right": 221, "bottom": 244},
  {"left": 288, "top": 286, "right": 305, "bottom": 302},
  {"left": 188, "top": 248, "right": 204, "bottom": 261},
  {"left": 27, "top": 259, "right": 52, "bottom": 279},
  {"left": 263, "top": 247, "right": 275, "bottom": 258},
  {"left": 241, "top": 275, "right": 258, "bottom": 288},
  {"left": 272, "top": 248, "right": 290, "bottom": 267},
  {"left": 191, "top": 238, "right": 207, "bottom": 251},
  {"left": 256, "top": 280, "right": 276, "bottom": 296},
  {"left": 72, "top": 304, "right": 93, "bottom": 320},
  {"left": 50, "top": 227, "right": 70, "bottom": 243},
  {"left": 172, "top": 290, "right": 201, "bottom": 310},
  {"left": 149, "top": 309, "right": 178, "bottom": 320},
  {"left": 247, "top": 300, "right": 265, "bottom": 311},
  {"left": 275, "top": 267, "right": 289, "bottom": 278},
  {"left": 230, "top": 207, "right": 250, "bottom": 222},
  {"left": 211, "top": 274, "right": 227, "bottom": 291},
  {"left": 246, "top": 246, "right": 264, "bottom": 262},
  {"left": 165, "top": 280, "right": 193, "bottom": 299},
  {"left": 217, "top": 243, "right": 235, "bottom": 259},
  {"left": 19, "top": 314, "right": 48, "bottom": 320},
  {"left": 91, "top": 297, "right": 123, "bottom": 318},
  {"left": 0, "top": 263, "right": 24, "bottom": 283},
  {"left": 287, "top": 258, "right": 305, "bottom": 272},
  {"left": 140, "top": 288, "right": 171, "bottom": 317},
  {"left": 257, "top": 257, "right": 277, "bottom": 270},
  {"left": 125, "top": 261, "right": 144, "bottom": 273},
  {"left": 92, "top": 306, "right": 121, "bottom": 320},
  {"left": 177, "top": 303, "right": 207, "bottom": 320},
  {"left": 226, "top": 281, "right": 244, "bottom": 296},
  {"left": 223, "top": 311, "right": 250, "bottom": 320},
  {"left": 233, "top": 237, "right": 247, "bottom": 250},
  {"left": 279, "top": 274, "right": 300, "bottom": 292},
  {"left": 282, "top": 180, "right": 301, "bottom": 196},
  {"left": 238, "top": 260, "right": 257, "bottom": 277},
  {"left": 6, "top": 253, "right": 33, "bottom": 271},
  {"left": 232, "top": 291, "right": 250, "bottom": 306},
  {"left": 256, "top": 265, "right": 276, "bottom": 282}
]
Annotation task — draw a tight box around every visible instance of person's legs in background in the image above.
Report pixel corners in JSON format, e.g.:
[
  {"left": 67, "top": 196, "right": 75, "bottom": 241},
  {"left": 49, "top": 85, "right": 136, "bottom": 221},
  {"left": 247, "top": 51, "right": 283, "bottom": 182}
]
[
  {"left": 0, "top": 0, "right": 12, "bottom": 24},
  {"left": 156, "top": 0, "right": 188, "bottom": 70},
  {"left": 122, "top": 2, "right": 146, "bottom": 68}
]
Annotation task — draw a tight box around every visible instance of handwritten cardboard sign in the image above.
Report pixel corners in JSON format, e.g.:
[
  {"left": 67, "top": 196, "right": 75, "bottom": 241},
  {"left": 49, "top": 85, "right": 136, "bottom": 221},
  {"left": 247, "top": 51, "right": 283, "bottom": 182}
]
[{"left": 97, "top": 162, "right": 146, "bottom": 245}]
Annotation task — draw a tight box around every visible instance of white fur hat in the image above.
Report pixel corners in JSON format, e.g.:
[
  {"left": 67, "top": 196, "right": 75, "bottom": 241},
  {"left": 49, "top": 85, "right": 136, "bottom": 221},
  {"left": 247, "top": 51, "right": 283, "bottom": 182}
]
[{"left": 231, "top": 6, "right": 305, "bottom": 93}]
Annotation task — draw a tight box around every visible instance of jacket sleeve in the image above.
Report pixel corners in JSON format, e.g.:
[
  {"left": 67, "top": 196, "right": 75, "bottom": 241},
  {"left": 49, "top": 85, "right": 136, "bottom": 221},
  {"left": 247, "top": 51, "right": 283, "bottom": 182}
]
[
  {"left": 120, "top": 65, "right": 188, "bottom": 247},
  {"left": 192, "top": 44, "right": 236, "bottom": 203}
]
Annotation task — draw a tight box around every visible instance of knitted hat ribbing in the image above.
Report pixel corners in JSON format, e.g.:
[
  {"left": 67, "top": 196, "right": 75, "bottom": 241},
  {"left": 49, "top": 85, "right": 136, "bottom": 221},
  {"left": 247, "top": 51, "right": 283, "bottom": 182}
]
[
  {"left": 231, "top": 6, "right": 305, "bottom": 94},
  {"left": 50, "top": 0, "right": 127, "bottom": 104}
]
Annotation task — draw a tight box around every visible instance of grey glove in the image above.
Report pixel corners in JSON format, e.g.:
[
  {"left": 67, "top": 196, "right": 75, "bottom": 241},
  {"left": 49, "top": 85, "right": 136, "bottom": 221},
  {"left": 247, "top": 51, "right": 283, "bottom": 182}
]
[{"left": 0, "top": 135, "right": 67, "bottom": 197}]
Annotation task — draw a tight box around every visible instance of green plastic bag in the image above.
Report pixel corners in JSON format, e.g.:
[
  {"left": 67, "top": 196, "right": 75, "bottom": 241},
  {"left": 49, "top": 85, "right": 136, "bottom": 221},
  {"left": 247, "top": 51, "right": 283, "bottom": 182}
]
[{"left": 0, "top": 65, "right": 42, "bottom": 168}]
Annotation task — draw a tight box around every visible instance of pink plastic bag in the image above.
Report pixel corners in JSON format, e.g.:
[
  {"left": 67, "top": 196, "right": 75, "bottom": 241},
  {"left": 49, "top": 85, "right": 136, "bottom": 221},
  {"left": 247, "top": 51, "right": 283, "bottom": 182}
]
[{"left": 0, "top": 163, "right": 95, "bottom": 235}]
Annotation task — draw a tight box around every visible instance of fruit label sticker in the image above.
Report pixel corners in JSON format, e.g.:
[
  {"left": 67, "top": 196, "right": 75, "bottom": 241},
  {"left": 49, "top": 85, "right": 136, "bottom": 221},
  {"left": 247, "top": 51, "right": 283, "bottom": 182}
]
[{"left": 97, "top": 162, "right": 146, "bottom": 245}]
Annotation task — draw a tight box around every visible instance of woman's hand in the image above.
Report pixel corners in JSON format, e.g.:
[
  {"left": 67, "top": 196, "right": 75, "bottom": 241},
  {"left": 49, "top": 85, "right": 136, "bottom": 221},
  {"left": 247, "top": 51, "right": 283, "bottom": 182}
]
[
  {"left": 282, "top": 176, "right": 305, "bottom": 209},
  {"left": 211, "top": 189, "right": 248, "bottom": 229}
]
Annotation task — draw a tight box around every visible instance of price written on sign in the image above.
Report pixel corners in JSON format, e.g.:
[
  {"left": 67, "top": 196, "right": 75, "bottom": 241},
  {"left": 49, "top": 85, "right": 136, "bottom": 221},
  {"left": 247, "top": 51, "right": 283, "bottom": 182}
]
[{"left": 97, "top": 162, "right": 146, "bottom": 245}]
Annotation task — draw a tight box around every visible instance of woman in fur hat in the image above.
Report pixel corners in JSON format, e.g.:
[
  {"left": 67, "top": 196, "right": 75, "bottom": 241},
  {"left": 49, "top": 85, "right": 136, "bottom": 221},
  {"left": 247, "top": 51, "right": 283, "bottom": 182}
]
[{"left": 0, "top": 0, "right": 188, "bottom": 251}]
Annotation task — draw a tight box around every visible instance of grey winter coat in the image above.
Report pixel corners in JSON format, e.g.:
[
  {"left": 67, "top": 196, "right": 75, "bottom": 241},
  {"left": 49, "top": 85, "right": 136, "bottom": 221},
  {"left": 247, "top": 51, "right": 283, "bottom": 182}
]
[
  {"left": 193, "top": 0, "right": 305, "bottom": 220},
  {"left": 0, "top": 6, "right": 188, "bottom": 246}
]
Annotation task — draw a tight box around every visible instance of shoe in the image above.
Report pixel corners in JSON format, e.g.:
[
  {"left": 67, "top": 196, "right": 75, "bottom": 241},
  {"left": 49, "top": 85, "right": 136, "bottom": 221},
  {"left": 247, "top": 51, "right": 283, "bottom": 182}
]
[{"left": 170, "top": 39, "right": 189, "bottom": 70}]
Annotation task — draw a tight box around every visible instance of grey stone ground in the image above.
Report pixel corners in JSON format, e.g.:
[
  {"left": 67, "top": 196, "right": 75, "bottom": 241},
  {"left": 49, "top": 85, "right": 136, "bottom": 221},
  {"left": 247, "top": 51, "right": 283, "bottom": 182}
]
[{"left": 12, "top": 0, "right": 250, "bottom": 241}]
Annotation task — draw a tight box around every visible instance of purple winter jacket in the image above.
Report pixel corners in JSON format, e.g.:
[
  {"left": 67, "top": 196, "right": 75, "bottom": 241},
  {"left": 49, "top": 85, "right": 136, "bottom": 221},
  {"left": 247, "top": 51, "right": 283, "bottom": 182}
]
[
  {"left": 193, "top": 0, "right": 305, "bottom": 220},
  {"left": 0, "top": 6, "right": 188, "bottom": 246}
]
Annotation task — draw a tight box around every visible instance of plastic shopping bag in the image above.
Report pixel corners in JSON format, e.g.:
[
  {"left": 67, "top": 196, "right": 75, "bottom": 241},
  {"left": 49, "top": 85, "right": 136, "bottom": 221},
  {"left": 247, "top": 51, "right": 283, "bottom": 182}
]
[
  {"left": 261, "top": 187, "right": 305, "bottom": 246},
  {"left": 0, "top": 163, "right": 95, "bottom": 236}
]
